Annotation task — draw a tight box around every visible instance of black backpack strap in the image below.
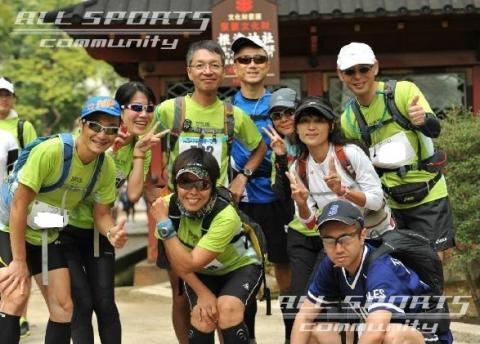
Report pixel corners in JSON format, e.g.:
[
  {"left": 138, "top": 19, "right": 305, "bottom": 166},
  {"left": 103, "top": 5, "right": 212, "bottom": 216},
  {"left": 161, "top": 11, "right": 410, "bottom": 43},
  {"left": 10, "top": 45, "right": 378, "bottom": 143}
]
[
  {"left": 383, "top": 80, "right": 417, "bottom": 132},
  {"left": 83, "top": 153, "right": 105, "bottom": 200},
  {"left": 350, "top": 101, "right": 372, "bottom": 147},
  {"left": 250, "top": 114, "right": 270, "bottom": 121},
  {"left": 168, "top": 193, "right": 182, "bottom": 231},
  {"left": 17, "top": 119, "right": 25, "bottom": 149},
  {"left": 202, "top": 187, "right": 232, "bottom": 230},
  {"left": 168, "top": 96, "right": 186, "bottom": 151}
]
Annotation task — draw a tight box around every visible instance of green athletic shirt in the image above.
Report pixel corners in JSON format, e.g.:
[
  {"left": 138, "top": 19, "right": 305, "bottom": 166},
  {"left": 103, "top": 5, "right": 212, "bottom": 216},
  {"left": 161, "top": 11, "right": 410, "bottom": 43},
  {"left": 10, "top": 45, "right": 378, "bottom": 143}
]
[
  {"left": 270, "top": 151, "right": 319, "bottom": 237},
  {"left": 0, "top": 137, "right": 117, "bottom": 245},
  {"left": 158, "top": 194, "right": 261, "bottom": 276},
  {"left": 68, "top": 141, "right": 151, "bottom": 229},
  {"left": 340, "top": 80, "right": 448, "bottom": 209},
  {"left": 155, "top": 94, "right": 263, "bottom": 189},
  {"left": 0, "top": 117, "right": 37, "bottom": 148}
]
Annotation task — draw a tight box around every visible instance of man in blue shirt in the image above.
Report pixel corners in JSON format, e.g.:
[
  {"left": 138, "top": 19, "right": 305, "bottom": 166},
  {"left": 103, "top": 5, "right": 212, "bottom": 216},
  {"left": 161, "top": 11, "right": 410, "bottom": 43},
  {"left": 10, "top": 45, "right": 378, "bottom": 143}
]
[
  {"left": 230, "top": 36, "right": 292, "bottom": 343},
  {"left": 291, "top": 200, "right": 452, "bottom": 344}
]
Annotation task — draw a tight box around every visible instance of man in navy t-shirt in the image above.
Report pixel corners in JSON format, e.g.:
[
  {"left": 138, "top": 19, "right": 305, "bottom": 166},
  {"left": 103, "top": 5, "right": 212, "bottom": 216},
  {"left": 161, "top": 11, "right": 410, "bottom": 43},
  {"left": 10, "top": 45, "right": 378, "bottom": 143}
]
[{"left": 291, "top": 200, "right": 453, "bottom": 344}]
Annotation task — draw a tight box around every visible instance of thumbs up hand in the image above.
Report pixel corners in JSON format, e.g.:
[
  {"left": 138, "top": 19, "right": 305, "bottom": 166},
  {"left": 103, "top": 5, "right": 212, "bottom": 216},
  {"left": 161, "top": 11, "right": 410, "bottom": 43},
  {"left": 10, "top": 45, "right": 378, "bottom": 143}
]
[{"left": 408, "top": 95, "right": 426, "bottom": 126}]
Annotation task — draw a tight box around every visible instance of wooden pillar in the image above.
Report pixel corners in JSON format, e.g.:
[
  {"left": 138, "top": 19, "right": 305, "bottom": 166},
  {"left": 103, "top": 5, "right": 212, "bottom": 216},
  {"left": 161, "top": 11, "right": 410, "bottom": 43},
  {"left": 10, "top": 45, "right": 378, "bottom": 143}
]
[
  {"left": 305, "top": 71, "right": 324, "bottom": 96},
  {"left": 473, "top": 66, "right": 480, "bottom": 116}
]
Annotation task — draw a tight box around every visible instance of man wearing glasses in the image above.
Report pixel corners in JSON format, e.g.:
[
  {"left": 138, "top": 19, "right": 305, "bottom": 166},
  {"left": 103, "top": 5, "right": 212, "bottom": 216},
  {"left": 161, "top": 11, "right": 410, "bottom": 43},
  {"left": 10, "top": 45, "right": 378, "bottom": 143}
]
[
  {"left": 154, "top": 39, "right": 266, "bottom": 344},
  {"left": 230, "top": 36, "right": 292, "bottom": 343},
  {"left": 337, "top": 42, "right": 454, "bottom": 262},
  {"left": 291, "top": 200, "right": 452, "bottom": 344}
]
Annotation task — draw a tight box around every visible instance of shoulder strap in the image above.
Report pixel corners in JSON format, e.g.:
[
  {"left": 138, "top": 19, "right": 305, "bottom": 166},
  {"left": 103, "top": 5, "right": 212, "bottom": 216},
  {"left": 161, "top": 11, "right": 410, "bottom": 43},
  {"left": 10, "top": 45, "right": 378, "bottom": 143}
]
[
  {"left": 223, "top": 99, "right": 235, "bottom": 154},
  {"left": 350, "top": 101, "right": 372, "bottom": 147},
  {"left": 334, "top": 144, "right": 356, "bottom": 180},
  {"left": 168, "top": 193, "right": 182, "bottom": 231},
  {"left": 82, "top": 152, "right": 105, "bottom": 200},
  {"left": 168, "top": 96, "right": 186, "bottom": 150},
  {"left": 17, "top": 119, "right": 25, "bottom": 150},
  {"left": 296, "top": 154, "right": 308, "bottom": 188},
  {"left": 202, "top": 187, "right": 232, "bottom": 230},
  {"left": 383, "top": 80, "right": 416, "bottom": 132},
  {"left": 39, "top": 133, "right": 74, "bottom": 193}
]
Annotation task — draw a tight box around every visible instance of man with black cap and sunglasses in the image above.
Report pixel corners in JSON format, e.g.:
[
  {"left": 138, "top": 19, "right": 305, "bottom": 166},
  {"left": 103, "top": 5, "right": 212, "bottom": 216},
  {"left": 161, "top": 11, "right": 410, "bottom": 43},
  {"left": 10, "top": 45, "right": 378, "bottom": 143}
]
[
  {"left": 291, "top": 200, "right": 453, "bottom": 344},
  {"left": 230, "top": 36, "right": 292, "bottom": 343},
  {"left": 336, "top": 42, "right": 454, "bottom": 262}
]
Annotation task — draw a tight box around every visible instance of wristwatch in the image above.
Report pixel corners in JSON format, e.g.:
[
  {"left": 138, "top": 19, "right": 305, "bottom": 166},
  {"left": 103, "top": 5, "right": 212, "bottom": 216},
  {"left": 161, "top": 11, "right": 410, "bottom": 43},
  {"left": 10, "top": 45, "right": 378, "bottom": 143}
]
[
  {"left": 156, "top": 220, "right": 177, "bottom": 240},
  {"left": 241, "top": 167, "right": 253, "bottom": 178}
]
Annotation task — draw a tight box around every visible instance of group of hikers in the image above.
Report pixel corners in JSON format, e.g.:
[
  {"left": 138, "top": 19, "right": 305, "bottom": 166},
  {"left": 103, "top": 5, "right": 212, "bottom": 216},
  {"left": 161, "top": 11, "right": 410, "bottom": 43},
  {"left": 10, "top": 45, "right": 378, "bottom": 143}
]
[{"left": 0, "top": 36, "right": 454, "bottom": 344}]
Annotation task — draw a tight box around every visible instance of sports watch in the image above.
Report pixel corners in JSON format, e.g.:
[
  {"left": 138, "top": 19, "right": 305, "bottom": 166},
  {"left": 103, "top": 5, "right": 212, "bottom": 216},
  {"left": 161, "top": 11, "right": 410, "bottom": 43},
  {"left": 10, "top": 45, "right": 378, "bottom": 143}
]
[
  {"left": 241, "top": 167, "right": 253, "bottom": 178},
  {"left": 156, "top": 219, "right": 177, "bottom": 240}
]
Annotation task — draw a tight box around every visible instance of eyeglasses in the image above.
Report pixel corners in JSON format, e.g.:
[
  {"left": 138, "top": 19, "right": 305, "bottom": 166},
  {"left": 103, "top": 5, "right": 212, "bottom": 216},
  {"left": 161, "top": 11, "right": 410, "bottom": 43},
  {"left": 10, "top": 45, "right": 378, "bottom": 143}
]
[
  {"left": 177, "top": 178, "right": 212, "bottom": 191},
  {"left": 234, "top": 55, "right": 268, "bottom": 65},
  {"left": 83, "top": 120, "right": 119, "bottom": 135},
  {"left": 270, "top": 108, "right": 294, "bottom": 121},
  {"left": 189, "top": 63, "right": 223, "bottom": 72},
  {"left": 320, "top": 228, "right": 361, "bottom": 248},
  {"left": 342, "top": 65, "right": 373, "bottom": 77},
  {"left": 122, "top": 103, "right": 155, "bottom": 113}
]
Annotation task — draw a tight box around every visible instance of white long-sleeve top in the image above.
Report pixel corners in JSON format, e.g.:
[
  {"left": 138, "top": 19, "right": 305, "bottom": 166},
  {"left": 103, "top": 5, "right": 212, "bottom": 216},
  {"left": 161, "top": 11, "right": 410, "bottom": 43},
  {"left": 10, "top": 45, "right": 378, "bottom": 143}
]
[{"left": 290, "top": 143, "right": 388, "bottom": 230}]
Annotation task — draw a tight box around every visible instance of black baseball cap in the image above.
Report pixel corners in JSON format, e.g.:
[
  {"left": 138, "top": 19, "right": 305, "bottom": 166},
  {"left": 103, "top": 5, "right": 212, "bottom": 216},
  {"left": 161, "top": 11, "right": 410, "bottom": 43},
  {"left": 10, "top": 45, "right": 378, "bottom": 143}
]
[
  {"left": 317, "top": 200, "right": 364, "bottom": 231},
  {"left": 294, "top": 97, "right": 338, "bottom": 122}
]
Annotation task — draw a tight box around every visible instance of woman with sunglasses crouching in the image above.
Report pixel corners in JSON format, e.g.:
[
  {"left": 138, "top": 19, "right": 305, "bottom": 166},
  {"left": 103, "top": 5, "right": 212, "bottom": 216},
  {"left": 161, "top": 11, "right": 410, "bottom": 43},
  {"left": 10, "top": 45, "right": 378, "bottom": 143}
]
[
  {"left": 59, "top": 82, "right": 169, "bottom": 344},
  {"left": 151, "top": 148, "right": 262, "bottom": 344},
  {"left": 0, "top": 96, "right": 127, "bottom": 344}
]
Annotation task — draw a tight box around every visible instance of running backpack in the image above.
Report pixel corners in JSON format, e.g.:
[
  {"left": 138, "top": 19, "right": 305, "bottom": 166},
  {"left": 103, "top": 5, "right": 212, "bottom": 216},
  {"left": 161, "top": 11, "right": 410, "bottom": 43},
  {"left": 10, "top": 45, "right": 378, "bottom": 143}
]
[
  {"left": 349, "top": 80, "right": 447, "bottom": 175},
  {"left": 364, "top": 229, "right": 449, "bottom": 331},
  {"left": 0, "top": 133, "right": 104, "bottom": 224},
  {"left": 166, "top": 96, "right": 235, "bottom": 154},
  {"left": 168, "top": 186, "right": 272, "bottom": 315}
]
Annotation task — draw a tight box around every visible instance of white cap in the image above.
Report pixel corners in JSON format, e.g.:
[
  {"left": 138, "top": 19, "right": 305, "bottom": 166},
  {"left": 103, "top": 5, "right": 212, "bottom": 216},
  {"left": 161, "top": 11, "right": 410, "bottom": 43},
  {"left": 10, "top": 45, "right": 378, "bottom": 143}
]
[
  {"left": 231, "top": 36, "right": 268, "bottom": 55},
  {"left": 337, "top": 42, "right": 376, "bottom": 71},
  {"left": 0, "top": 77, "right": 14, "bottom": 94}
]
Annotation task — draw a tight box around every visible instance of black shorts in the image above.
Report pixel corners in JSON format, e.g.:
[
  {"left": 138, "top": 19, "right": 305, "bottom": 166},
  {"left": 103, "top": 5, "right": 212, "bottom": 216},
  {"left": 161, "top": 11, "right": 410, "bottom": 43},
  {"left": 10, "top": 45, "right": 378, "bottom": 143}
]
[
  {"left": 59, "top": 225, "right": 115, "bottom": 258},
  {"left": 286, "top": 229, "right": 325, "bottom": 298},
  {"left": 184, "top": 264, "right": 262, "bottom": 310},
  {"left": 0, "top": 230, "right": 67, "bottom": 276},
  {"left": 392, "top": 197, "right": 455, "bottom": 251},
  {"left": 239, "top": 201, "right": 289, "bottom": 264}
]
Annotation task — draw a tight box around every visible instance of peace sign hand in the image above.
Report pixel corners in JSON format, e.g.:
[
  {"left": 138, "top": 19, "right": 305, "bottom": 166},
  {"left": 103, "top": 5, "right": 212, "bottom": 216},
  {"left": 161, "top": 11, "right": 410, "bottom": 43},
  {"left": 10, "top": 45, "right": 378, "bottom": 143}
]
[
  {"left": 262, "top": 125, "right": 287, "bottom": 156},
  {"left": 286, "top": 171, "right": 309, "bottom": 207},
  {"left": 134, "top": 122, "right": 170, "bottom": 156},
  {"left": 323, "top": 157, "right": 346, "bottom": 196}
]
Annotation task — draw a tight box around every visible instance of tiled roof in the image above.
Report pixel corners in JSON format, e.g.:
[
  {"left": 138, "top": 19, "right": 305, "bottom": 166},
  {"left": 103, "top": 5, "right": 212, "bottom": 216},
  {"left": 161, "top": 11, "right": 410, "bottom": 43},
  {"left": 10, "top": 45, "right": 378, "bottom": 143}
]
[{"left": 46, "top": 0, "right": 480, "bottom": 22}]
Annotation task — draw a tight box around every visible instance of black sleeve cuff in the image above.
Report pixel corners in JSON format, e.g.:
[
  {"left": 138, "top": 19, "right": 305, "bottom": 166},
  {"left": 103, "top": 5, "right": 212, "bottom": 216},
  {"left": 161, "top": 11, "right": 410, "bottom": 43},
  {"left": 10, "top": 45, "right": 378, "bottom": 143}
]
[{"left": 418, "top": 113, "right": 441, "bottom": 138}]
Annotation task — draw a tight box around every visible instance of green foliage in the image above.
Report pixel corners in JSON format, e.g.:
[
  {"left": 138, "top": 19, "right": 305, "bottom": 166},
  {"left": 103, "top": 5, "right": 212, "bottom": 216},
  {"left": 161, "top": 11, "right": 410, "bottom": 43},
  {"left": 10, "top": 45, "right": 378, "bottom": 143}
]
[
  {"left": 0, "top": 0, "right": 126, "bottom": 134},
  {"left": 436, "top": 110, "right": 480, "bottom": 269}
]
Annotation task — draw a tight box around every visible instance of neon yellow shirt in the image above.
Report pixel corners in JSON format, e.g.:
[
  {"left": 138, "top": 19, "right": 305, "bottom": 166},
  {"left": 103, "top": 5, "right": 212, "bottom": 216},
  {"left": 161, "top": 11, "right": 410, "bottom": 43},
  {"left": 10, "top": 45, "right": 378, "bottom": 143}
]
[{"left": 341, "top": 81, "right": 448, "bottom": 209}]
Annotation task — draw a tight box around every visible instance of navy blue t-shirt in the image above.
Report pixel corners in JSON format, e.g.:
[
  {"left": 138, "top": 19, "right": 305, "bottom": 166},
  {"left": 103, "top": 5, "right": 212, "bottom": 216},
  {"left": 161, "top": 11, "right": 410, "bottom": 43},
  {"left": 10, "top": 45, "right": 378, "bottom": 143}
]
[
  {"left": 230, "top": 90, "right": 276, "bottom": 203},
  {"left": 307, "top": 244, "right": 453, "bottom": 342}
]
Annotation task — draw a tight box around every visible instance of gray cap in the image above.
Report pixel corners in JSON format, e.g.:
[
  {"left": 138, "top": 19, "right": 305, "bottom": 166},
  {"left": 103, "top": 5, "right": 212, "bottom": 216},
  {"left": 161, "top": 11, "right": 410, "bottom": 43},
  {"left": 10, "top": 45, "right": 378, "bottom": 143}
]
[
  {"left": 317, "top": 200, "right": 364, "bottom": 232},
  {"left": 269, "top": 88, "right": 297, "bottom": 111}
]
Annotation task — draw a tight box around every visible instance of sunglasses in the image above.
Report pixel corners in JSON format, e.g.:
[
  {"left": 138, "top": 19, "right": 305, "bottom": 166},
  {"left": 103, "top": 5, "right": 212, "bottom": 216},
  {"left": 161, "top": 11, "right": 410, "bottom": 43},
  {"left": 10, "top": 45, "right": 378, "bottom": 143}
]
[
  {"left": 177, "top": 178, "right": 212, "bottom": 191},
  {"left": 270, "top": 108, "right": 294, "bottom": 121},
  {"left": 123, "top": 103, "right": 155, "bottom": 113},
  {"left": 84, "top": 120, "right": 119, "bottom": 135},
  {"left": 342, "top": 65, "right": 373, "bottom": 76},
  {"left": 234, "top": 55, "right": 268, "bottom": 65}
]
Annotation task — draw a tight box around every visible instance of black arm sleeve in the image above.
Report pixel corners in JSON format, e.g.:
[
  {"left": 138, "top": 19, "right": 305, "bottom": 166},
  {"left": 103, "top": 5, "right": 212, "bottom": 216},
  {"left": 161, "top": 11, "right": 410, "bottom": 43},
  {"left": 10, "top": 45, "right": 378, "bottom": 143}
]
[
  {"left": 272, "top": 154, "right": 291, "bottom": 201},
  {"left": 418, "top": 113, "right": 441, "bottom": 138}
]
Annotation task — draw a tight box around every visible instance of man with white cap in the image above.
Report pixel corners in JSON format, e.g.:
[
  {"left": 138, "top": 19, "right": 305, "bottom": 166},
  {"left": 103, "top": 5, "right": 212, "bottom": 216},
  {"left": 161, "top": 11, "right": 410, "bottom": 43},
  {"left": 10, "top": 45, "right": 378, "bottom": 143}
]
[
  {"left": 0, "top": 76, "right": 37, "bottom": 337},
  {"left": 336, "top": 42, "right": 454, "bottom": 261},
  {"left": 230, "top": 37, "right": 292, "bottom": 343}
]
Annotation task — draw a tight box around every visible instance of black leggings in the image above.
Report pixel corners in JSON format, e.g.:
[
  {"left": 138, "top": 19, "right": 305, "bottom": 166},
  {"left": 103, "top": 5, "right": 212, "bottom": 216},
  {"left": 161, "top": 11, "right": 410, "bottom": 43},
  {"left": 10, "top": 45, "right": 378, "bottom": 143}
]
[{"left": 60, "top": 225, "right": 121, "bottom": 344}]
